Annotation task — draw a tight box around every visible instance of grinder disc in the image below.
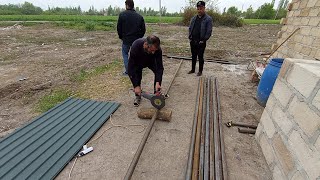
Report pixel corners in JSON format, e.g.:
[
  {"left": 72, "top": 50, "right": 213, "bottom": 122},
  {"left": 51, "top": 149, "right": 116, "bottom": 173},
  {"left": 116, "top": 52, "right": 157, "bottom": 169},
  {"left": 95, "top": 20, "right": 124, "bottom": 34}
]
[{"left": 151, "top": 96, "right": 165, "bottom": 109}]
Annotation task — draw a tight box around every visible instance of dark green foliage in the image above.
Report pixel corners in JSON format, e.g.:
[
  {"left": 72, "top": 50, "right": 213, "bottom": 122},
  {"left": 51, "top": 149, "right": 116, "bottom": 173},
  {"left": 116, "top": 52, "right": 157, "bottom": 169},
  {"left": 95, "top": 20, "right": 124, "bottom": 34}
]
[
  {"left": 0, "top": 2, "right": 42, "bottom": 15},
  {"left": 182, "top": 8, "right": 243, "bottom": 27},
  {"left": 255, "top": 2, "right": 276, "bottom": 19},
  {"left": 226, "top": 6, "right": 241, "bottom": 17},
  {"left": 85, "top": 21, "right": 95, "bottom": 31}
]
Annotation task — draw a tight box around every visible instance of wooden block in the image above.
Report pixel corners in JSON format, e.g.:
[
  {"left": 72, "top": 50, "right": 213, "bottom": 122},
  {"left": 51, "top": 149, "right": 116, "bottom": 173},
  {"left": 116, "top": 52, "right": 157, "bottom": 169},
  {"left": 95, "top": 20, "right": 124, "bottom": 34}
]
[{"left": 137, "top": 108, "right": 172, "bottom": 121}]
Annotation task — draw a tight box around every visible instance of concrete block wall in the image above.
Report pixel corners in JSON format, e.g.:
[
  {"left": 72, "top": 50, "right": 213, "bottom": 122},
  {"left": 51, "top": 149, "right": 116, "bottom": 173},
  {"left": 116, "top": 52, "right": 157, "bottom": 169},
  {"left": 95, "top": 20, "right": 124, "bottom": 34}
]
[
  {"left": 256, "top": 58, "right": 320, "bottom": 179},
  {"left": 272, "top": 0, "right": 320, "bottom": 61}
]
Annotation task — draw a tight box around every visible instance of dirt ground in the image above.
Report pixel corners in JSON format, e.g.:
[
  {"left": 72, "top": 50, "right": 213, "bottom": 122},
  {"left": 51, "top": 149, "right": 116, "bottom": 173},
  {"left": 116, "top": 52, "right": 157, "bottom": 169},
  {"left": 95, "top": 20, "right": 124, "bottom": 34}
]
[{"left": 0, "top": 23, "right": 281, "bottom": 179}]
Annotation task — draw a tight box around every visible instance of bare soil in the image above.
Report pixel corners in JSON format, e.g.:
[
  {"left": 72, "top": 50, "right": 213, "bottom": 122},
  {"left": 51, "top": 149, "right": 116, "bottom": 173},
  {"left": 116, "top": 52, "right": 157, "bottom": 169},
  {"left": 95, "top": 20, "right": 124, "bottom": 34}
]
[{"left": 0, "top": 23, "right": 281, "bottom": 179}]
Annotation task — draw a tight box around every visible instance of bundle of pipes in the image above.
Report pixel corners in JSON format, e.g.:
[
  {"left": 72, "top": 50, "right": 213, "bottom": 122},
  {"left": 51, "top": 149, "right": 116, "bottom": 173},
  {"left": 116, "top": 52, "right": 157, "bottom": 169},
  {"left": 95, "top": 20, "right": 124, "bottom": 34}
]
[{"left": 185, "top": 77, "right": 227, "bottom": 180}]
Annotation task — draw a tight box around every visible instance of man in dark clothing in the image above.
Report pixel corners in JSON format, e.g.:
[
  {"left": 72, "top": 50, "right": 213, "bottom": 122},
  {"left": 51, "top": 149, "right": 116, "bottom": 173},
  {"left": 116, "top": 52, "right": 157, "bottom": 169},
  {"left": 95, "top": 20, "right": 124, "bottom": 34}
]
[
  {"left": 188, "top": 1, "right": 213, "bottom": 76},
  {"left": 128, "top": 35, "right": 164, "bottom": 107},
  {"left": 117, "top": 0, "right": 146, "bottom": 75}
]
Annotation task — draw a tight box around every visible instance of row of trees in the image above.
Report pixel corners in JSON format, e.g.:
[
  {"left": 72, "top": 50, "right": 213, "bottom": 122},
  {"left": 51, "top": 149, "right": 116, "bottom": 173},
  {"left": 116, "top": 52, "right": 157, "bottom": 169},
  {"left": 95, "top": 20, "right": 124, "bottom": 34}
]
[
  {"left": 0, "top": 0, "right": 288, "bottom": 19},
  {"left": 0, "top": 2, "right": 180, "bottom": 16},
  {"left": 224, "top": 0, "right": 289, "bottom": 19}
]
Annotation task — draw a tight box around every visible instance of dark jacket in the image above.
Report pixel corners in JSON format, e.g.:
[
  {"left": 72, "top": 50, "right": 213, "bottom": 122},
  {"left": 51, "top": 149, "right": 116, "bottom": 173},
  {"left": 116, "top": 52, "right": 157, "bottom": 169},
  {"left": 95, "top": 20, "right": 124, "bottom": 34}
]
[
  {"left": 189, "top": 13, "right": 213, "bottom": 42},
  {"left": 128, "top": 38, "right": 164, "bottom": 88},
  {"left": 117, "top": 9, "right": 146, "bottom": 45}
]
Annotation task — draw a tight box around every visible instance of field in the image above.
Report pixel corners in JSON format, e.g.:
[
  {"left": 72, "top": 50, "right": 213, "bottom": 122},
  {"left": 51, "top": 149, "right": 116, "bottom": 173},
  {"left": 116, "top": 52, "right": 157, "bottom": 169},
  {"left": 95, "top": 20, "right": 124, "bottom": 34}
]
[
  {"left": 0, "top": 22, "right": 281, "bottom": 179},
  {"left": 0, "top": 15, "right": 182, "bottom": 24},
  {"left": 0, "top": 15, "right": 280, "bottom": 25}
]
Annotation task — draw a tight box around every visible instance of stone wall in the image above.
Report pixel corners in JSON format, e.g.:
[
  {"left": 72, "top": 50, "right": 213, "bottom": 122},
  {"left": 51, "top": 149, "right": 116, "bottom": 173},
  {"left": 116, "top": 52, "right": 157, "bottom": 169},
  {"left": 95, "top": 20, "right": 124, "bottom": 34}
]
[
  {"left": 271, "top": 0, "right": 320, "bottom": 60},
  {"left": 255, "top": 58, "right": 320, "bottom": 179}
]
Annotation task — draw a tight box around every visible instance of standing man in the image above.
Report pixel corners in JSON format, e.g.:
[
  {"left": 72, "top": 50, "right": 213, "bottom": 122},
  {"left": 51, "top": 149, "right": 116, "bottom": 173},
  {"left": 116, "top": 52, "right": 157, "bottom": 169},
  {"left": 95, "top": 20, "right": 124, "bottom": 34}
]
[
  {"left": 117, "top": 0, "right": 146, "bottom": 75},
  {"left": 128, "top": 35, "right": 164, "bottom": 107},
  {"left": 188, "top": 1, "right": 213, "bottom": 76}
]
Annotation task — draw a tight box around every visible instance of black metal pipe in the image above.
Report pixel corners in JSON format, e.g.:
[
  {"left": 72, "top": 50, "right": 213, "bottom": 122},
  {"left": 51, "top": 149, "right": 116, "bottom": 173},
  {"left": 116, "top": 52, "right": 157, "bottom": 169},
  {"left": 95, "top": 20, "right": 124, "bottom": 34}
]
[
  {"left": 232, "top": 121, "right": 257, "bottom": 129},
  {"left": 124, "top": 111, "right": 159, "bottom": 180},
  {"left": 192, "top": 77, "right": 205, "bottom": 179},
  {"left": 213, "top": 77, "right": 222, "bottom": 180},
  {"left": 215, "top": 78, "right": 228, "bottom": 180},
  {"left": 163, "top": 54, "right": 236, "bottom": 65},
  {"left": 238, "top": 127, "right": 256, "bottom": 134},
  {"left": 204, "top": 78, "right": 210, "bottom": 180},
  {"left": 185, "top": 78, "right": 202, "bottom": 180},
  {"left": 199, "top": 77, "right": 207, "bottom": 179},
  {"left": 125, "top": 58, "right": 183, "bottom": 180},
  {"left": 209, "top": 77, "right": 215, "bottom": 180}
]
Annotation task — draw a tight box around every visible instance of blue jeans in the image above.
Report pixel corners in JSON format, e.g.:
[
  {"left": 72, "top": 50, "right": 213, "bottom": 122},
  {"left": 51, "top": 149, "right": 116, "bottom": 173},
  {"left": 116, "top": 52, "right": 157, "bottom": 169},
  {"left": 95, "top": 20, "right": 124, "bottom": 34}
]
[{"left": 122, "top": 43, "right": 131, "bottom": 74}]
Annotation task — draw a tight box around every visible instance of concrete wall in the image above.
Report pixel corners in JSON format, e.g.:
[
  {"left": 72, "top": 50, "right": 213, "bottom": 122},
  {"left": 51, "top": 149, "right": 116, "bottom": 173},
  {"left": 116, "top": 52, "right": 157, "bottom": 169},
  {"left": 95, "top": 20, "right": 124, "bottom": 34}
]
[
  {"left": 271, "top": 0, "right": 320, "bottom": 60},
  {"left": 256, "top": 58, "right": 320, "bottom": 179}
]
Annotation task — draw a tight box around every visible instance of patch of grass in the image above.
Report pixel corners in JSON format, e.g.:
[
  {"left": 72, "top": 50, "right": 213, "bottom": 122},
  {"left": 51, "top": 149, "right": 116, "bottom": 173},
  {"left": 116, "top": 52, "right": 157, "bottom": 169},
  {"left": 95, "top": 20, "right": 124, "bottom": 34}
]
[
  {"left": 243, "top": 19, "right": 280, "bottom": 24},
  {"left": 53, "top": 21, "right": 115, "bottom": 31},
  {"left": 1, "top": 53, "right": 18, "bottom": 61},
  {"left": 15, "top": 34, "right": 69, "bottom": 45},
  {"left": 85, "top": 21, "right": 95, "bottom": 31},
  {"left": 37, "top": 89, "right": 72, "bottom": 113},
  {"left": 71, "top": 60, "right": 122, "bottom": 82}
]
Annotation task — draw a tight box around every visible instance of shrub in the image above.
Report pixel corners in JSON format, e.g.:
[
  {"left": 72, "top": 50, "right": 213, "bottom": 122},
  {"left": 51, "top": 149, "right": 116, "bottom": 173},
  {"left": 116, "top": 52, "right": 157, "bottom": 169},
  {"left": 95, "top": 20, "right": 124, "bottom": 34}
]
[
  {"left": 181, "top": 7, "right": 196, "bottom": 26},
  {"left": 219, "top": 15, "right": 244, "bottom": 27},
  {"left": 182, "top": 7, "right": 243, "bottom": 27},
  {"left": 85, "top": 21, "right": 95, "bottom": 31}
]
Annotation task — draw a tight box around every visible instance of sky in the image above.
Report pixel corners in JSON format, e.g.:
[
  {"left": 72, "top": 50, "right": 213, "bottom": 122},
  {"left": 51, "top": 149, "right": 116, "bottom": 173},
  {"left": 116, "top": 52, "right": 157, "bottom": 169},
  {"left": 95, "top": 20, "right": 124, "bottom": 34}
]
[{"left": 1, "top": 0, "right": 281, "bottom": 13}]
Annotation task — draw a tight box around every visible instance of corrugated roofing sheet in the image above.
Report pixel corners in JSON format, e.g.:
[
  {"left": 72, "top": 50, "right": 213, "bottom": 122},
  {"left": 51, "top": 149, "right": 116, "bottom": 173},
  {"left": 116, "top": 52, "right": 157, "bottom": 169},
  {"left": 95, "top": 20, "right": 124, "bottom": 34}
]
[{"left": 0, "top": 98, "right": 120, "bottom": 180}]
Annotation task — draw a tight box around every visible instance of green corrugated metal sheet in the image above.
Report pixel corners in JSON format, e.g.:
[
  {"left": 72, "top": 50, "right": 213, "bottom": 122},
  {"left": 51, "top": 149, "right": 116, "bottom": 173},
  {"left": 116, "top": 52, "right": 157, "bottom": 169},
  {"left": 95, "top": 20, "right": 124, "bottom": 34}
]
[{"left": 0, "top": 98, "right": 120, "bottom": 180}]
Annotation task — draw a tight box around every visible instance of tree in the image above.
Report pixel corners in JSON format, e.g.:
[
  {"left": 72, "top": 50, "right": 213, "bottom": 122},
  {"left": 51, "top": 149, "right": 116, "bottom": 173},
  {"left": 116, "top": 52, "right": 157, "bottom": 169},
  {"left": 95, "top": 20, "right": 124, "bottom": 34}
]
[
  {"left": 226, "top": 6, "right": 241, "bottom": 17},
  {"left": 255, "top": 2, "right": 275, "bottom": 19},
  {"left": 275, "top": 0, "right": 288, "bottom": 19},
  {"left": 21, "top": 2, "right": 42, "bottom": 15},
  {"left": 107, "top": 5, "right": 113, "bottom": 15},
  {"left": 187, "top": 0, "right": 219, "bottom": 11},
  {"left": 244, "top": 5, "right": 255, "bottom": 19}
]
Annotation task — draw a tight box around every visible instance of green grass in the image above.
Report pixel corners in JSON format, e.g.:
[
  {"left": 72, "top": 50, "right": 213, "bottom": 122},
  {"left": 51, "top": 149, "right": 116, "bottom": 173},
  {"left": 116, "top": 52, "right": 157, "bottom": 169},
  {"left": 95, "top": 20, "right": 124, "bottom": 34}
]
[
  {"left": 0, "top": 15, "right": 280, "bottom": 25},
  {"left": 0, "top": 15, "right": 182, "bottom": 24},
  {"left": 37, "top": 89, "right": 72, "bottom": 113},
  {"left": 71, "top": 60, "right": 121, "bottom": 82},
  {"left": 243, "top": 19, "right": 280, "bottom": 24}
]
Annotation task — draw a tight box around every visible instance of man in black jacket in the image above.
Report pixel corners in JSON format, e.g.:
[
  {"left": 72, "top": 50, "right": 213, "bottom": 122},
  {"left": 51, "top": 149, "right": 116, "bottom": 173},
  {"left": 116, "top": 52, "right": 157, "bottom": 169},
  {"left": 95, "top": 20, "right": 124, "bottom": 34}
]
[
  {"left": 128, "top": 35, "right": 164, "bottom": 107},
  {"left": 117, "top": 0, "right": 146, "bottom": 75},
  {"left": 188, "top": 1, "right": 213, "bottom": 76}
]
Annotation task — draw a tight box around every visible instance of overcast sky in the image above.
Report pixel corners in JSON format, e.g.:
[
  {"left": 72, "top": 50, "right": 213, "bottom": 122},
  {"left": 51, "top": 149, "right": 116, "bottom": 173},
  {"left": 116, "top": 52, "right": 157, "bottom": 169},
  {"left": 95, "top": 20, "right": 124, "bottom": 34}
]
[{"left": 1, "top": 0, "right": 282, "bottom": 13}]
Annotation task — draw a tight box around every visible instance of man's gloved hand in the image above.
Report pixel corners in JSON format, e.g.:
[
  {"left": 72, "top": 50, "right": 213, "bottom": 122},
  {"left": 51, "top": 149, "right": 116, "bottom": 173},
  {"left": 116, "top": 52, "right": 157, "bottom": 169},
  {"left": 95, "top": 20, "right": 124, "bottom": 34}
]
[{"left": 134, "top": 86, "right": 141, "bottom": 95}]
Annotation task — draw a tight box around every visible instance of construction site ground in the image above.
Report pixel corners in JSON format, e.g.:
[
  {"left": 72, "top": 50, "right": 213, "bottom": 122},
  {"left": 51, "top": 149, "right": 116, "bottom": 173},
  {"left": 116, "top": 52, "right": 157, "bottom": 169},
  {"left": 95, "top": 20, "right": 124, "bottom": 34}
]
[{"left": 0, "top": 23, "right": 281, "bottom": 179}]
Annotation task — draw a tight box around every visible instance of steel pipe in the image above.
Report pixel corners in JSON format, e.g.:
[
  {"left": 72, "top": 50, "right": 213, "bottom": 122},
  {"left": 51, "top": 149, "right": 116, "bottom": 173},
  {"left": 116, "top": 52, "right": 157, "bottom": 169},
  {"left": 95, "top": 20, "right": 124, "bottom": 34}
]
[
  {"left": 192, "top": 77, "right": 205, "bottom": 179},
  {"left": 185, "top": 77, "right": 202, "bottom": 180},
  {"left": 238, "top": 127, "right": 256, "bottom": 134},
  {"left": 124, "top": 111, "right": 159, "bottom": 180},
  {"left": 204, "top": 78, "right": 210, "bottom": 180},
  {"left": 213, "top": 77, "right": 222, "bottom": 180},
  {"left": 125, "top": 58, "right": 183, "bottom": 180},
  {"left": 199, "top": 77, "right": 207, "bottom": 179},
  {"left": 215, "top": 78, "right": 228, "bottom": 180}
]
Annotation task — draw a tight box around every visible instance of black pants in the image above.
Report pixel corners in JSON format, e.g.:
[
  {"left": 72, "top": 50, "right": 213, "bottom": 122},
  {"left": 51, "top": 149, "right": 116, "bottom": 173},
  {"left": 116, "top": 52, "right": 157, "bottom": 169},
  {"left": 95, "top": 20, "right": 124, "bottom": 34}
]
[{"left": 190, "top": 40, "right": 206, "bottom": 72}]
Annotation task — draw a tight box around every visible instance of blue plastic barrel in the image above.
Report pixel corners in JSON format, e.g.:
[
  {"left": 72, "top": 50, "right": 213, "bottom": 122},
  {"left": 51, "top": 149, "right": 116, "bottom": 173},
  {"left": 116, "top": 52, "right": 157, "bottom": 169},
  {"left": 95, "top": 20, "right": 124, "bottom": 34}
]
[{"left": 256, "top": 58, "right": 284, "bottom": 107}]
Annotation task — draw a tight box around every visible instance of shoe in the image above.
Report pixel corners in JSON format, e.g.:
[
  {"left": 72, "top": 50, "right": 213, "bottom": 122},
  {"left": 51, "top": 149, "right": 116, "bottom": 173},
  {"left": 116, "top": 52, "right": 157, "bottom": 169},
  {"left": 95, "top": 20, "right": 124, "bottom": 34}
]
[
  {"left": 187, "top": 70, "right": 195, "bottom": 74},
  {"left": 133, "top": 96, "right": 141, "bottom": 107},
  {"left": 197, "top": 72, "right": 202, "bottom": 76}
]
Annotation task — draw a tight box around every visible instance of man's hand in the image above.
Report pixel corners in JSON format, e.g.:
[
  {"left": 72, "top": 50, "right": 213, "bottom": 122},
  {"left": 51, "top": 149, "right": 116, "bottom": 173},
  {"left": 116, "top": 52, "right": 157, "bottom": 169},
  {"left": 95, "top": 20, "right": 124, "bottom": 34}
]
[
  {"left": 155, "top": 82, "right": 161, "bottom": 92},
  {"left": 134, "top": 86, "right": 141, "bottom": 95}
]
